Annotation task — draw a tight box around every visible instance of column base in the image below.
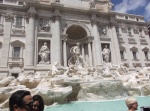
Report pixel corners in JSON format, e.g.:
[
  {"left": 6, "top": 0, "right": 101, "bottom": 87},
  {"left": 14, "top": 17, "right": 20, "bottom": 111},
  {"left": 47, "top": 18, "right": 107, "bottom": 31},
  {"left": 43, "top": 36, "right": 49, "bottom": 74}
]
[
  {"left": 24, "top": 66, "right": 35, "bottom": 74},
  {"left": 0, "top": 67, "right": 9, "bottom": 77},
  {"left": 96, "top": 64, "right": 103, "bottom": 68}
]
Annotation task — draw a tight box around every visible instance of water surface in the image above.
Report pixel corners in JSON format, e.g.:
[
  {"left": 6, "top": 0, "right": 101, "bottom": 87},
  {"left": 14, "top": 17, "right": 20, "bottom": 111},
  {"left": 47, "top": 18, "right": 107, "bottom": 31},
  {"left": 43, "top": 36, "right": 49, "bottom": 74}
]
[{"left": 45, "top": 96, "right": 150, "bottom": 111}]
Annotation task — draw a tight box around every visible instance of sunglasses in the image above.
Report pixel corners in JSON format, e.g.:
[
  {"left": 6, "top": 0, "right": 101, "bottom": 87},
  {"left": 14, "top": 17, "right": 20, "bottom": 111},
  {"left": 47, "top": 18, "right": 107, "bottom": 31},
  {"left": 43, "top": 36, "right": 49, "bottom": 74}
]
[{"left": 23, "top": 101, "right": 33, "bottom": 111}]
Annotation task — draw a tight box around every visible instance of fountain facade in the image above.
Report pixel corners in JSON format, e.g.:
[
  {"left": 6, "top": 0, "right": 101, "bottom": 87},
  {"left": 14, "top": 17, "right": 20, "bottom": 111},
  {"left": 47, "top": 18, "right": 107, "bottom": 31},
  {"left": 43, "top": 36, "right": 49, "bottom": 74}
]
[
  {"left": 0, "top": 0, "right": 150, "bottom": 110},
  {"left": 0, "top": 46, "right": 150, "bottom": 108}
]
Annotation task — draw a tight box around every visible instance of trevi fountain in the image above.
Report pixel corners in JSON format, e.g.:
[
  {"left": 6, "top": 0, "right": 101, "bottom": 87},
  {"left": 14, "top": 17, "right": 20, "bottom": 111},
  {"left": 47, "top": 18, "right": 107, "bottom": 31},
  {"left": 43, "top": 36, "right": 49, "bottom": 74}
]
[{"left": 0, "top": 44, "right": 150, "bottom": 111}]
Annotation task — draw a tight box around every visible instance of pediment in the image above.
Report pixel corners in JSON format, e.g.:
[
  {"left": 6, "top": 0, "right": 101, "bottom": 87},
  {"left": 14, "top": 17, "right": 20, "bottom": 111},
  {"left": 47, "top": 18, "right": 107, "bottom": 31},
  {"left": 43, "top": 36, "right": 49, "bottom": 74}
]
[
  {"left": 142, "top": 47, "right": 149, "bottom": 51},
  {"left": 10, "top": 40, "right": 25, "bottom": 46},
  {"left": 120, "top": 45, "right": 125, "bottom": 51},
  {"left": 130, "top": 46, "right": 138, "bottom": 51}
]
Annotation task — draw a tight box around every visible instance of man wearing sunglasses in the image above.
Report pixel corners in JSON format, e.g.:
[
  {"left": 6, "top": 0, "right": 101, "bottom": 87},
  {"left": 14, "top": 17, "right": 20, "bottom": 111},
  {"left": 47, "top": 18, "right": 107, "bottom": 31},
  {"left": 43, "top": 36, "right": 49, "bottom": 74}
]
[{"left": 9, "top": 90, "right": 33, "bottom": 111}]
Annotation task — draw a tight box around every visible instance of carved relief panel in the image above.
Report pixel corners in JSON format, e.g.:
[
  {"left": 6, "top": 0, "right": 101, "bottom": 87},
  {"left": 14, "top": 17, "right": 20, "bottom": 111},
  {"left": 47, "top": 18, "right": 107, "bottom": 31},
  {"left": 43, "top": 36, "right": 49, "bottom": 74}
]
[
  {"left": 121, "top": 27, "right": 127, "bottom": 33},
  {"left": 39, "top": 18, "right": 50, "bottom": 32},
  {"left": 140, "top": 39, "right": 148, "bottom": 45},
  {"left": 133, "top": 29, "right": 139, "bottom": 34},
  {"left": 128, "top": 38, "right": 137, "bottom": 44},
  {"left": 98, "top": 24, "right": 107, "bottom": 36}
]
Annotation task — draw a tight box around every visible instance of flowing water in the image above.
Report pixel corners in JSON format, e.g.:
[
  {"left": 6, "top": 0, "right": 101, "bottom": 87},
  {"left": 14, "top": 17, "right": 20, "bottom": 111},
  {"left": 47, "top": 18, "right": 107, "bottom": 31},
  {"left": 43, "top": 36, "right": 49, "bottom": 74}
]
[{"left": 45, "top": 96, "right": 150, "bottom": 111}]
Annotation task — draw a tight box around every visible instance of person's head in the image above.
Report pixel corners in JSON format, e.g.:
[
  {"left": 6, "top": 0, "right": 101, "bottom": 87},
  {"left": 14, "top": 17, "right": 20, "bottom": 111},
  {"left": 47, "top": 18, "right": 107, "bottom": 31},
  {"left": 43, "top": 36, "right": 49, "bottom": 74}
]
[
  {"left": 32, "top": 95, "right": 44, "bottom": 111},
  {"left": 125, "top": 97, "right": 138, "bottom": 110},
  {"left": 44, "top": 42, "right": 47, "bottom": 46},
  {"left": 9, "top": 90, "right": 33, "bottom": 111},
  {"left": 105, "top": 45, "right": 108, "bottom": 48}
]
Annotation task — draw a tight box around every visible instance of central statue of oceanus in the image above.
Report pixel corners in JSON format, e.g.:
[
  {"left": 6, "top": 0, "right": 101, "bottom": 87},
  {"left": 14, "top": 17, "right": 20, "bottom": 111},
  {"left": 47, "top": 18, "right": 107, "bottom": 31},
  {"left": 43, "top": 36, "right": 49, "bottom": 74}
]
[{"left": 68, "top": 43, "right": 87, "bottom": 67}]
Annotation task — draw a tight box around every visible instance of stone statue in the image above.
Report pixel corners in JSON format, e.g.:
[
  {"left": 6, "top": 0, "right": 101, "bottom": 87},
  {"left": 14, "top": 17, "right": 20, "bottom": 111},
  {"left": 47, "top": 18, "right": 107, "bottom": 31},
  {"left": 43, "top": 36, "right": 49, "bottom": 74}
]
[
  {"left": 108, "top": 2, "right": 114, "bottom": 10},
  {"left": 116, "top": 63, "right": 128, "bottom": 75},
  {"left": 102, "top": 27, "right": 107, "bottom": 35},
  {"left": 39, "top": 42, "right": 50, "bottom": 64},
  {"left": 89, "top": 0, "right": 95, "bottom": 8},
  {"left": 68, "top": 43, "right": 86, "bottom": 67},
  {"left": 99, "top": 26, "right": 107, "bottom": 36},
  {"left": 102, "top": 45, "right": 110, "bottom": 62}
]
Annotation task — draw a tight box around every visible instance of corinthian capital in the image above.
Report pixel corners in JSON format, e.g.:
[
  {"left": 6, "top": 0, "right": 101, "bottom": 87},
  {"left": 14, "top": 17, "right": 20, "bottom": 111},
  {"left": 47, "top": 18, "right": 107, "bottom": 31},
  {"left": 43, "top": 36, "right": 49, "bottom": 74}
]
[
  {"left": 4, "top": 13, "right": 14, "bottom": 22},
  {"left": 25, "top": 7, "right": 37, "bottom": 22},
  {"left": 51, "top": 9, "right": 61, "bottom": 22},
  {"left": 91, "top": 14, "right": 97, "bottom": 25},
  {"left": 109, "top": 17, "right": 116, "bottom": 27},
  {"left": 28, "top": 7, "right": 37, "bottom": 18}
]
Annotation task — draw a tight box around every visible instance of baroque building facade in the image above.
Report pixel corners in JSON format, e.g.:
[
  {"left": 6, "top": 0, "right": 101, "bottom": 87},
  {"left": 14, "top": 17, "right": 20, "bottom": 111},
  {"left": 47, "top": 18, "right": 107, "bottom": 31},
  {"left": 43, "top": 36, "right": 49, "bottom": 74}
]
[{"left": 0, "top": 0, "right": 150, "bottom": 77}]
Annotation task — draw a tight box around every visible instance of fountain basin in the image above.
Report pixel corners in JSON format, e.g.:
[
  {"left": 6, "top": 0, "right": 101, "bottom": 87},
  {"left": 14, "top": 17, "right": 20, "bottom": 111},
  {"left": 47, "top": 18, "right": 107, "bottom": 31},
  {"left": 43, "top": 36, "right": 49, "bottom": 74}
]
[{"left": 45, "top": 96, "right": 150, "bottom": 111}]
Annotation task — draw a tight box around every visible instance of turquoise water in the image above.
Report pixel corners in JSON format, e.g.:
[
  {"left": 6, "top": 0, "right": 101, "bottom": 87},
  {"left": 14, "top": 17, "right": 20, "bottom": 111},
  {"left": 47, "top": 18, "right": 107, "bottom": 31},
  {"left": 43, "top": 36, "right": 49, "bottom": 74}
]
[{"left": 45, "top": 96, "right": 150, "bottom": 111}]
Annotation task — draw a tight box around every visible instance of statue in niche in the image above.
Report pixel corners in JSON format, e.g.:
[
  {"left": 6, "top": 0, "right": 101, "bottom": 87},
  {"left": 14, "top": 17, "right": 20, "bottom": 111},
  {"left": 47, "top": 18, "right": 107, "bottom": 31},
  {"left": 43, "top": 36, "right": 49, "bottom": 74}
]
[
  {"left": 39, "top": 42, "right": 50, "bottom": 64},
  {"left": 68, "top": 43, "right": 86, "bottom": 68},
  {"left": 99, "top": 26, "right": 107, "bottom": 35},
  {"left": 39, "top": 19, "right": 50, "bottom": 32},
  {"left": 89, "top": 0, "right": 95, "bottom": 8},
  {"left": 102, "top": 45, "right": 110, "bottom": 62}
]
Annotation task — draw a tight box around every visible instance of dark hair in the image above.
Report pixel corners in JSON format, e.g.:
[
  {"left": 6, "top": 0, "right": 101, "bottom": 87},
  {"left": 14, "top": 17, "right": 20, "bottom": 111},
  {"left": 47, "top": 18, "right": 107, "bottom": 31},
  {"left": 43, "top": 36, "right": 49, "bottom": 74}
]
[
  {"left": 9, "top": 90, "right": 31, "bottom": 111},
  {"left": 33, "top": 95, "right": 44, "bottom": 111}
]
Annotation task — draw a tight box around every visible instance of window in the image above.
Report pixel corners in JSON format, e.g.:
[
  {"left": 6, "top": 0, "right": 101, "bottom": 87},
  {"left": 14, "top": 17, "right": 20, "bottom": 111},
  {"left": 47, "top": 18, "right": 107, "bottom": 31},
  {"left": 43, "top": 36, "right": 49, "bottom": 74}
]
[
  {"left": 16, "top": 16, "right": 22, "bottom": 26},
  {"left": 132, "top": 51, "right": 137, "bottom": 59},
  {"left": 127, "top": 28, "right": 132, "bottom": 35},
  {"left": 125, "top": 16, "right": 128, "bottom": 19},
  {"left": 120, "top": 51, "right": 124, "bottom": 60},
  {"left": 18, "top": 2, "right": 23, "bottom": 5},
  {"left": 13, "top": 47, "right": 21, "bottom": 58},
  {"left": 139, "top": 29, "right": 142, "bottom": 36},
  {"left": 144, "top": 52, "right": 149, "bottom": 60},
  {"left": 136, "top": 18, "right": 139, "bottom": 21},
  {"left": 116, "top": 27, "right": 120, "bottom": 35}
]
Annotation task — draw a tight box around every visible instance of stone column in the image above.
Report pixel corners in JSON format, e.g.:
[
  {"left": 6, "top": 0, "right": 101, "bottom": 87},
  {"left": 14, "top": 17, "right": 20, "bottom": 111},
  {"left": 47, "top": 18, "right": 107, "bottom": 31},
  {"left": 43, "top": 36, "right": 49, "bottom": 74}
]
[
  {"left": 91, "top": 41, "right": 96, "bottom": 66},
  {"left": 88, "top": 41, "right": 92, "bottom": 66},
  {"left": 91, "top": 14, "right": 102, "bottom": 65},
  {"left": 130, "top": 28, "right": 134, "bottom": 36},
  {"left": 81, "top": 45, "right": 85, "bottom": 58},
  {"left": 25, "top": 7, "right": 36, "bottom": 67},
  {"left": 119, "top": 27, "right": 122, "bottom": 35},
  {"left": 109, "top": 20, "right": 121, "bottom": 65},
  {"left": 1, "top": 13, "right": 13, "bottom": 66},
  {"left": 34, "top": 19, "right": 38, "bottom": 65},
  {"left": 141, "top": 29, "right": 146, "bottom": 37},
  {"left": 51, "top": 9, "right": 61, "bottom": 64},
  {"left": 0, "top": 13, "right": 13, "bottom": 76},
  {"left": 63, "top": 39, "right": 67, "bottom": 67}
]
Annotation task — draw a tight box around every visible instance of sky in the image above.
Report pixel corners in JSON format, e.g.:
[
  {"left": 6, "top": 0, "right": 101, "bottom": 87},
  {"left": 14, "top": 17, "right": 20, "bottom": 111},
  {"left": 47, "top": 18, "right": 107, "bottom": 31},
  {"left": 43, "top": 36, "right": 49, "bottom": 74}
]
[{"left": 111, "top": 0, "right": 150, "bottom": 21}]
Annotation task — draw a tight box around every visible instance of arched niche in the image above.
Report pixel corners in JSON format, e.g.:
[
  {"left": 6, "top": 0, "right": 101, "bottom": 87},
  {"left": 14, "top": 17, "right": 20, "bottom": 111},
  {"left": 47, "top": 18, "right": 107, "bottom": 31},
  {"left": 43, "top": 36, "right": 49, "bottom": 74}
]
[{"left": 62, "top": 22, "right": 91, "bottom": 37}]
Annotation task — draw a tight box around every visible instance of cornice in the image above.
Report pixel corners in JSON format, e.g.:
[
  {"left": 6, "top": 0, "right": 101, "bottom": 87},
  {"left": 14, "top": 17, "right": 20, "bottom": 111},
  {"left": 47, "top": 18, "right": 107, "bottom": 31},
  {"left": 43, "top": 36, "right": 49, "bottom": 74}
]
[
  {"left": 0, "top": 4, "right": 26, "bottom": 10},
  {"left": 116, "top": 19, "right": 146, "bottom": 26},
  {"left": 4, "top": 13, "right": 14, "bottom": 22},
  {"left": 111, "top": 11, "right": 144, "bottom": 18}
]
